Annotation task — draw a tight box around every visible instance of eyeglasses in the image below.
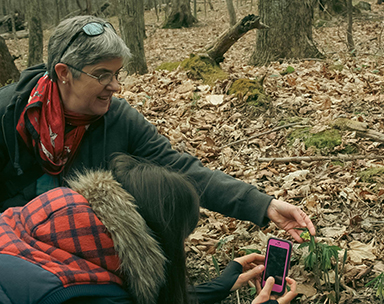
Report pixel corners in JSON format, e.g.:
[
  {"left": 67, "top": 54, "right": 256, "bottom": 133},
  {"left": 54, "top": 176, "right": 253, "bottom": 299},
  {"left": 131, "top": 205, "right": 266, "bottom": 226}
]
[
  {"left": 58, "top": 22, "right": 116, "bottom": 63},
  {"left": 65, "top": 63, "right": 121, "bottom": 86}
]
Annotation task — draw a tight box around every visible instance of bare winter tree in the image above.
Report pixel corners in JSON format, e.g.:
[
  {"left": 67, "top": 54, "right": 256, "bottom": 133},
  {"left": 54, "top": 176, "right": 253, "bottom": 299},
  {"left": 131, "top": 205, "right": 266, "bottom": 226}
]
[
  {"left": 26, "top": 0, "right": 43, "bottom": 66},
  {"left": 346, "top": 0, "right": 354, "bottom": 51},
  {"left": 249, "top": 0, "right": 323, "bottom": 66},
  {"left": 112, "top": 0, "right": 148, "bottom": 74},
  {"left": 226, "top": 0, "right": 236, "bottom": 26},
  {"left": 163, "top": 0, "right": 197, "bottom": 28}
]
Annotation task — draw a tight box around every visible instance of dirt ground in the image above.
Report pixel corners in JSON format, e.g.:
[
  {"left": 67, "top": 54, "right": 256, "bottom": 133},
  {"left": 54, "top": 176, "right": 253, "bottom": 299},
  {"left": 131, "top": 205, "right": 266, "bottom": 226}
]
[{"left": 5, "top": 1, "right": 384, "bottom": 303}]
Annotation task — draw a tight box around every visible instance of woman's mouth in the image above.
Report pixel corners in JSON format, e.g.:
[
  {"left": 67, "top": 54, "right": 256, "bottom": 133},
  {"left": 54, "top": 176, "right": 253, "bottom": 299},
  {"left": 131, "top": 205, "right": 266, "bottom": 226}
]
[{"left": 98, "top": 95, "right": 110, "bottom": 101}]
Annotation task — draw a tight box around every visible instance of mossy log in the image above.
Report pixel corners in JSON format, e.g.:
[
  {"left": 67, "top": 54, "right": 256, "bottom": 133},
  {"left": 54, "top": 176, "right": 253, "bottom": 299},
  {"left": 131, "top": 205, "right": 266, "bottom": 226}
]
[
  {"left": 204, "top": 14, "right": 268, "bottom": 64},
  {"left": 333, "top": 118, "right": 384, "bottom": 143}
]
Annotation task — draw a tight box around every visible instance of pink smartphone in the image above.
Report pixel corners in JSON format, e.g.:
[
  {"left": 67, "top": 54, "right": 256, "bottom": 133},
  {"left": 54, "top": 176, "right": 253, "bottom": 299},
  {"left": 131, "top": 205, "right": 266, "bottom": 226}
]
[{"left": 261, "top": 237, "right": 293, "bottom": 295}]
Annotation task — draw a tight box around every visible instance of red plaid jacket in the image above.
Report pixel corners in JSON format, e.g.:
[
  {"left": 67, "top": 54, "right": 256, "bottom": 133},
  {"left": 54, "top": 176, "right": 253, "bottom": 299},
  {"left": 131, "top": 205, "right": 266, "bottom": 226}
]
[{"left": 0, "top": 187, "right": 126, "bottom": 303}]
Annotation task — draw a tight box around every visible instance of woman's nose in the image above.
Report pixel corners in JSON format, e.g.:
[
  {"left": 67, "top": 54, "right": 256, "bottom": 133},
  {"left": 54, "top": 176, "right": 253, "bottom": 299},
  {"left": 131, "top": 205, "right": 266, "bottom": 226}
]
[{"left": 107, "top": 76, "right": 120, "bottom": 91}]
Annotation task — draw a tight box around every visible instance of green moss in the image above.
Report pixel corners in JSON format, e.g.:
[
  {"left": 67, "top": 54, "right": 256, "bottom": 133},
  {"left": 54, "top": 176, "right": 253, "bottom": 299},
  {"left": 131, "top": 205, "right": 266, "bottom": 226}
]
[
  {"left": 331, "top": 161, "right": 345, "bottom": 167},
  {"left": 157, "top": 54, "right": 228, "bottom": 86},
  {"left": 305, "top": 129, "right": 342, "bottom": 150},
  {"left": 156, "top": 61, "right": 182, "bottom": 72},
  {"left": 329, "top": 64, "right": 344, "bottom": 71},
  {"left": 359, "top": 167, "right": 384, "bottom": 183},
  {"left": 228, "top": 79, "right": 269, "bottom": 107},
  {"left": 181, "top": 54, "right": 228, "bottom": 85},
  {"left": 288, "top": 128, "right": 342, "bottom": 154},
  {"left": 340, "top": 144, "right": 359, "bottom": 154}
]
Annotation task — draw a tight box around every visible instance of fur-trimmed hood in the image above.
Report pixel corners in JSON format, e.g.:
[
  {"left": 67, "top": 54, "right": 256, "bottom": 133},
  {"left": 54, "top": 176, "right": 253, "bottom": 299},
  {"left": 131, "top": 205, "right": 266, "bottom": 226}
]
[{"left": 67, "top": 169, "right": 167, "bottom": 304}]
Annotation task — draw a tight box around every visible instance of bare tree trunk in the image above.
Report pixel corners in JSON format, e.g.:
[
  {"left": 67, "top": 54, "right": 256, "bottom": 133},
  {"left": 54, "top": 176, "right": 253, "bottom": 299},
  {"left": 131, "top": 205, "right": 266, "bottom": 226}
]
[
  {"left": 249, "top": 0, "right": 324, "bottom": 66},
  {"left": 27, "top": 0, "right": 43, "bottom": 66},
  {"left": 163, "top": 0, "right": 197, "bottom": 28},
  {"left": 154, "top": 0, "right": 159, "bottom": 22},
  {"left": 76, "top": 0, "right": 84, "bottom": 13},
  {"left": 54, "top": 0, "right": 60, "bottom": 25},
  {"left": 225, "top": 0, "right": 236, "bottom": 26},
  {"left": 346, "top": 0, "right": 354, "bottom": 52},
  {"left": 0, "top": 36, "right": 20, "bottom": 86},
  {"left": 86, "top": 0, "right": 92, "bottom": 14},
  {"left": 113, "top": 0, "right": 148, "bottom": 75},
  {"left": 205, "top": 14, "right": 267, "bottom": 64},
  {"left": 193, "top": 0, "right": 197, "bottom": 18}
]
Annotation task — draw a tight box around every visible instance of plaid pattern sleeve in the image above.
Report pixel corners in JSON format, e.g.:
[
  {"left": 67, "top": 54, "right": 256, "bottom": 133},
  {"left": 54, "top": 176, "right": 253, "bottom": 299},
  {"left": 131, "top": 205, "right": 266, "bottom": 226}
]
[{"left": 0, "top": 187, "right": 122, "bottom": 288}]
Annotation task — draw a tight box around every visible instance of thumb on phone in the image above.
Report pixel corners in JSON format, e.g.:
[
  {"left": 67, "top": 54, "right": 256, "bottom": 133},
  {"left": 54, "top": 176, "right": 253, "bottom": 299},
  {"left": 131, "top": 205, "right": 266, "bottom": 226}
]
[
  {"left": 260, "top": 277, "right": 275, "bottom": 296},
  {"left": 252, "top": 277, "right": 275, "bottom": 304}
]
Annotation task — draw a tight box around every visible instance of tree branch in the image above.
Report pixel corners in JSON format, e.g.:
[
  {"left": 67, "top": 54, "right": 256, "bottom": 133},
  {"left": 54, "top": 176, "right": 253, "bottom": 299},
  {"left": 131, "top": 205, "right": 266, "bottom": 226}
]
[
  {"left": 204, "top": 14, "right": 268, "bottom": 64},
  {"left": 220, "top": 122, "right": 305, "bottom": 149},
  {"left": 256, "top": 154, "right": 384, "bottom": 163}
]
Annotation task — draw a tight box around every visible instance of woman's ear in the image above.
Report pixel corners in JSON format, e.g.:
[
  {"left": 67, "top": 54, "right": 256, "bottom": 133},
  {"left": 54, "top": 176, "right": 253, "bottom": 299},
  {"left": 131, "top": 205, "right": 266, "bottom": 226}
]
[{"left": 55, "top": 63, "right": 70, "bottom": 83}]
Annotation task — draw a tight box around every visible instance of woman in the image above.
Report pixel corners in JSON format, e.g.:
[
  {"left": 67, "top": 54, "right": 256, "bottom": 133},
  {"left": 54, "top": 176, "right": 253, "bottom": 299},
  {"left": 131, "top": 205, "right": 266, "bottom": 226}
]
[
  {"left": 0, "top": 153, "right": 297, "bottom": 304},
  {"left": 0, "top": 15, "right": 314, "bottom": 244}
]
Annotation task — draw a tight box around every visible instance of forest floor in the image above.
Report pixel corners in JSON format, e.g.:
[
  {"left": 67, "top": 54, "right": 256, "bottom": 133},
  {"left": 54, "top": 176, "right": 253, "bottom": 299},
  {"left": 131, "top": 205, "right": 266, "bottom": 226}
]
[{"left": 5, "top": 0, "right": 384, "bottom": 303}]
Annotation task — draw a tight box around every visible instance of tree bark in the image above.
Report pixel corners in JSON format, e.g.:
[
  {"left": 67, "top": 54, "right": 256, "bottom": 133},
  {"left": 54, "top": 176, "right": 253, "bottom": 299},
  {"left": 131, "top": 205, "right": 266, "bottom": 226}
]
[
  {"left": 163, "top": 0, "right": 197, "bottom": 28},
  {"left": 319, "top": 0, "right": 346, "bottom": 16},
  {"left": 249, "top": 0, "right": 324, "bottom": 66},
  {"left": 0, "top": 36, "right": 20, "bottom": 86},
  {"left": 205, "top": 14, "right": 267, "bottom": 64},
  {"left": 225, "top": 0, "right": 236, "bottom": 27},
  {"left": 346, "top": 0, "right": 354, "bottom": 52},
  {"left": 27, "top": 0, "right": 43, "bottom": 67},
  {"left": 113, "top": 0, "right": 148, "bottom": 75}
]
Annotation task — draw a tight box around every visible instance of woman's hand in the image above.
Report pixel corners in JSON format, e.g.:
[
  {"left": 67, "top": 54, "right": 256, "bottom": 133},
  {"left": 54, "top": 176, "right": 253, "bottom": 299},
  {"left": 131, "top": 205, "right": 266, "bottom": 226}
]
[
  {"left": 252, "top": 277, "right": 298, "bottom": 304},
  {"left": 267, "top": 199, "right": 316, "bottom": 243},
  {"left": 230, "top": 253, "right": 265, "bottom": 292}
]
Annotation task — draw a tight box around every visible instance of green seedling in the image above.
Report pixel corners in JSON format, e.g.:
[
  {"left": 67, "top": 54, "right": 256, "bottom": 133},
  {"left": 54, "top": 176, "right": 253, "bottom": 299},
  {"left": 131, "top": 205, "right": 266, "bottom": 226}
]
[
  {"left": 365, "top": 272, "right": 384, "bottom": 304},
  {"left": 280, "top": 66, "right": 295, "bottom": 75},
  {"left": 212, "top": 255, "right": 221, "bottom": 276},
  {"left": 298, "top": 228, "right": 347, "bottom": 304},
  {"left": 239, "top": 248, "right": 261, "bottom": 255}
]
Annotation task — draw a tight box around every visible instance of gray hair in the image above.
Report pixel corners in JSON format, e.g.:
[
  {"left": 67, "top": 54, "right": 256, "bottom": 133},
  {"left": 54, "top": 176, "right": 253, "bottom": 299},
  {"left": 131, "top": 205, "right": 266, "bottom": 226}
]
[{"left": 47, "top": 15, "right": 131, "bottom": 82}]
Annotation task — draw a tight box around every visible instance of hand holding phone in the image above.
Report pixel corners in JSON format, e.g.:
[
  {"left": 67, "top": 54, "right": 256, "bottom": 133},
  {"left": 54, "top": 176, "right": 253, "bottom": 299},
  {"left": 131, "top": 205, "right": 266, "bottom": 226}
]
[
  {"left": 253, "top": 276, "right": 298, "bottom": 304},
  {"left": 261, "top": 237, "right": 292, "bottom": 295}
]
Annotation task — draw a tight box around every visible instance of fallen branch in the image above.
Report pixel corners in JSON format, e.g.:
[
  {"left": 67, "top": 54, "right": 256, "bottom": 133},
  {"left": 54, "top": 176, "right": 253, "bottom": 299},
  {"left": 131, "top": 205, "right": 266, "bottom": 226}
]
[
  {"left": 0, "top": 29, "right": 28, "bottom": 40},
  {"left": 333, "top": 118, "right": 384, "bottom": 143},
  {"left": 220, "top": 122, "right": 305, "bottom": 149},
  {"left": 204, "top": 14, "right": 268, "bottom": 64},
  {"left": 256, "top": 154, "right": 384, "bottom": 163}
]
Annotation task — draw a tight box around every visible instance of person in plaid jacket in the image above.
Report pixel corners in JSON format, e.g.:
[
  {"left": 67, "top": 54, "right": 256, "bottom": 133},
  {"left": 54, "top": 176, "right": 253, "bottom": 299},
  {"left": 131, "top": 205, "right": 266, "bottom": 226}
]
[{"left": 0, "top": 154, "right": 298, "bottom": 304}]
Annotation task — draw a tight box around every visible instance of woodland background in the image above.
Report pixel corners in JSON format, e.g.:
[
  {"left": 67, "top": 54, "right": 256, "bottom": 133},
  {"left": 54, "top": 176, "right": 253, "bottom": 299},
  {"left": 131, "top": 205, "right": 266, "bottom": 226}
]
[{"left": 1, "top": 0, "right": 384, "bottom": 303}]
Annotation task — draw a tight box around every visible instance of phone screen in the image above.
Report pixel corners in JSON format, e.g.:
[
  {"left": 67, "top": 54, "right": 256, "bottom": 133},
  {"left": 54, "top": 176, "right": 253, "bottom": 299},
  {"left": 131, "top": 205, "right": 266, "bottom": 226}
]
[{"left": 264, "top": 245, "right": 287, "bottom": 285}]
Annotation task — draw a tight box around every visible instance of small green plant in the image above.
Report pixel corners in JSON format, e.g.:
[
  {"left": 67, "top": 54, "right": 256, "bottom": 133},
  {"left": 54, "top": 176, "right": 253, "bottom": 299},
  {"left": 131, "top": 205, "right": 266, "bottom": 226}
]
[
  {"left": 280, "top": 65, "right": 295, "bottom": 75},
  {"left": 299, "top": 228, "right": 347, "bottom": 304},
  {"left": 239, "top": 248, "right": 261, "bottom": 255},
  {"left": 366, "top": 272, "right": 384, "bottom": 304},
  {"left": 212, "top": 255, "right": 221, "bottom": 276}
]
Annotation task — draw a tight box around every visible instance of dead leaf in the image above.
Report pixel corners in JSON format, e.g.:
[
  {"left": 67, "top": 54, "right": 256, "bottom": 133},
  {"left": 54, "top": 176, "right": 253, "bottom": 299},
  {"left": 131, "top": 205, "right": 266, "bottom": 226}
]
[
  {"left": 206, "top": 94, "right": 224, "bottom": 105},
  {"left": 348, "top": 240, "right": 377, "bottom": 264}
]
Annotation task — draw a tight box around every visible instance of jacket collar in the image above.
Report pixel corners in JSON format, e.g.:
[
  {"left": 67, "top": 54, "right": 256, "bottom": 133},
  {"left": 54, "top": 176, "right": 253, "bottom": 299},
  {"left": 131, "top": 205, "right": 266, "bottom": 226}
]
[{"left": 67, "top": 170, "right": 166, "bottom": 304}]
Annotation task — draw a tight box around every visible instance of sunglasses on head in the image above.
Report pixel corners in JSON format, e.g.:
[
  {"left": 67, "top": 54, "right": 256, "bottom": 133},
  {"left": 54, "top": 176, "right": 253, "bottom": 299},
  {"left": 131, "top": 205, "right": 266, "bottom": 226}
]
[{"left": 58, "top": 22, "right": 116, "bottom": 63}]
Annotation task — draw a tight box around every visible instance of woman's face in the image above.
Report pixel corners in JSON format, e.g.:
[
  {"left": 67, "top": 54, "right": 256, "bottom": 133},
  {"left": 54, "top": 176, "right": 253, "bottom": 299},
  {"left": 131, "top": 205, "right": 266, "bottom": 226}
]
[{"left": 63, "top": 57, "right": 123, "bottom": 116}]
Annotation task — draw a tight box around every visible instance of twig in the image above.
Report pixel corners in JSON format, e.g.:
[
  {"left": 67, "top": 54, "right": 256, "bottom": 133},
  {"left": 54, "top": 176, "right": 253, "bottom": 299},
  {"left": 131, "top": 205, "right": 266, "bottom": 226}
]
[
  {"left": 256, "top": 154, "right": 384, "bottom": 163},
  {"left": 220, "top": 122, "right": 305, "bottom": 149},
  {"left": 236, "top": 290, "right": 240, "bottom": 304}
]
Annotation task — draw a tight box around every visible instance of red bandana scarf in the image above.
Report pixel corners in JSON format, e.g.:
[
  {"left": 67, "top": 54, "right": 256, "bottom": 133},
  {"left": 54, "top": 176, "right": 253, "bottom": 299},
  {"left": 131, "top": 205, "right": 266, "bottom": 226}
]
[{"left": 16, "top": 74, "right": 100, "bottom": 175}]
